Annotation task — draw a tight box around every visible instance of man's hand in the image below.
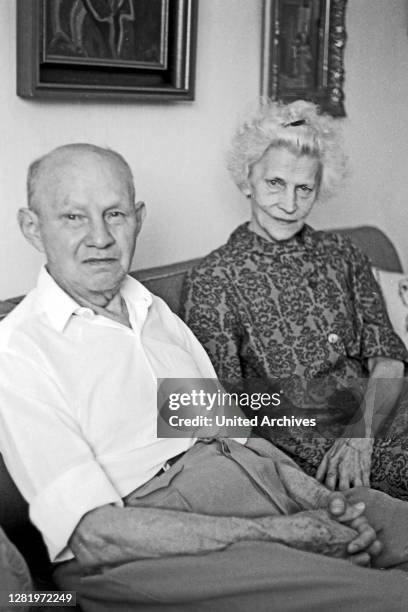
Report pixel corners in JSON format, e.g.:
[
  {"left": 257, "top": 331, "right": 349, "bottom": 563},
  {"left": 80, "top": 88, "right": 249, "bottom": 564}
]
[
  {"left": 274, "top": 459, "right": 381, "bottom": 565},
  {"left": 326, "top": 492, "right": 382, "bottom": 566},
  {"left": 255, "top": 510, "right": 358, "bottom": 559},
  {"left": 316, "top": 438, "right": 374, "bottom": 490},
  {"left": 256, "top": 503, "right": 380, "bottom": 565}
]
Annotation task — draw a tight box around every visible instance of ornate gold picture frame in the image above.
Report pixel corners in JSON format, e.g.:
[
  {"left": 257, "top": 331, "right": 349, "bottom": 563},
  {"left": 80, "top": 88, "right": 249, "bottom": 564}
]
[{"left": 261, "top": 0, "right": 347, "bottom": 116}]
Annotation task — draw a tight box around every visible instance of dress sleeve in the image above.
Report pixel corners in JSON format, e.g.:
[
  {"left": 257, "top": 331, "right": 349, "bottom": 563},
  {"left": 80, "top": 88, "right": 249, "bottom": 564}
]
[
  {"left": 181, "top": 264, "right": 244, "bottom": 383},
  {"left": 348, "top": 240, "right": 408, "bottom": 363},
  {"left": 0, "top": 354, "right": 123, "bottom": 563}
]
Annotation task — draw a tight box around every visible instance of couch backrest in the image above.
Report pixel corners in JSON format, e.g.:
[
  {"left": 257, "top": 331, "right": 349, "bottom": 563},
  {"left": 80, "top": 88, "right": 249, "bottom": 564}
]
[
  {"left": 131, "top": 257, "right": 202, "bottom": 315},
  {"left": 334, "top": 226, "right": 402, "bottom": 274},
  {"left": 0, "top": 225, "right": 403, "bottom": 322},
  {"left": 132, "top": 225, "right": 403, "bottom": 315},
  {"left": 0, "top": 224, "right": 403, "bottom": 572}
]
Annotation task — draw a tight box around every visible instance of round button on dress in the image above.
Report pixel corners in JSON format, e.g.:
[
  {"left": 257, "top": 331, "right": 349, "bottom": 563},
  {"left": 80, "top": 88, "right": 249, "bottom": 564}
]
[{"left": 328, "top": 333, "right": 339, "bottom": 344}]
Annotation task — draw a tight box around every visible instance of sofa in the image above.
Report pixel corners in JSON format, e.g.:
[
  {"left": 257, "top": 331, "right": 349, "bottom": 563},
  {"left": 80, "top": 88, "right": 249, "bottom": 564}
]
[{"left": 0, "top": 225, "right": 404, "bottom": 588}]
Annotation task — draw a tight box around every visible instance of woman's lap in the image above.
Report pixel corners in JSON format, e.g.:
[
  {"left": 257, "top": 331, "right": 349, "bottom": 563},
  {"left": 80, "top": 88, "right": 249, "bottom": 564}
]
[
  {"left": 256, "top": 381, "right": 408, "bottom": 499},
  {"left": 273, "top": 437, "right": 408, "bottom": 501}
]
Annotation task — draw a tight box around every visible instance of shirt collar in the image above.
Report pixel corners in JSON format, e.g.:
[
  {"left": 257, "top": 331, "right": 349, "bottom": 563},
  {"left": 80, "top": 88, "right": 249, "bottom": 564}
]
[
  {"left": 120, "top": 274, "right": 153, "bottom": 310},
  {"left": 34, "top": 267, "right": 79, "bottom": 332},
  {"left": 34, "top": 267, "right": 152, "bottom": 333}
]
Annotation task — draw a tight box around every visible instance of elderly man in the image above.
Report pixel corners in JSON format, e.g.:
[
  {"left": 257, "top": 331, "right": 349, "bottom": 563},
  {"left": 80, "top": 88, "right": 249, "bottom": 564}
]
[{"left": 1, "top": 143, "right": 408, "bottom": 612}]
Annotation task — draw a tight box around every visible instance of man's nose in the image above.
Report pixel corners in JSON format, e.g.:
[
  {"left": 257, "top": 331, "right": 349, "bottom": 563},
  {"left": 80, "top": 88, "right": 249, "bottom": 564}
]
[
  {"left": 86, "top": 219, "right": 115, "bottom": 248},
  {"left": 278, "top": 188, "right": 297, "bottom": 214}
]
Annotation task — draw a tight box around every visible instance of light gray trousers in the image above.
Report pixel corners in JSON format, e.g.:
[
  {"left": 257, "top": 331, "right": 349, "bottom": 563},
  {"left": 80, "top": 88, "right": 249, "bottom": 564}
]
[{"left": 54, "top": 438, "right": 408, "bottom": 611}]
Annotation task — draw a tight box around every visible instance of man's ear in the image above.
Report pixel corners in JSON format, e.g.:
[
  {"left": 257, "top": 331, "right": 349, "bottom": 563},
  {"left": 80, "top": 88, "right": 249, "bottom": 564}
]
[
  {"left": 17, "top": 208, "right": 45, "bottom": 253},
  {"left": 241, "top": 182, "right": 252, "bottom": 199},
  {"left": 135, "top": 201, "right": 146, "bottom": 237}
]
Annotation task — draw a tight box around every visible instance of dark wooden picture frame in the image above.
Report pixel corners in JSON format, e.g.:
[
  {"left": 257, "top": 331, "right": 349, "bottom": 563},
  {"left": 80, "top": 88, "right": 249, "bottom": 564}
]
[
  {"left": 261, "top": 0, "right": 347, "bottom": 116},
  {"left": 17, "top": 0, "right": 198, "bottom": 101}
]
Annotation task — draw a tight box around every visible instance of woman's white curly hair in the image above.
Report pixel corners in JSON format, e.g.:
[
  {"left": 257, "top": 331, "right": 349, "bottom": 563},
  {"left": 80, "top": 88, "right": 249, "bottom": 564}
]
[{"left": 227, "top": 99, "right": 347, "bottom": 201}]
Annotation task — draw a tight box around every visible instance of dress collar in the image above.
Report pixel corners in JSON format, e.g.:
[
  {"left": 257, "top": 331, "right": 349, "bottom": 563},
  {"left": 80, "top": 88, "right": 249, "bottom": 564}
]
[
  {"left": 228, "top": 222, "right": 317, "bottom": 255},
  {"left": 33, "top": 267, "right": 152, "bottom": 333}
]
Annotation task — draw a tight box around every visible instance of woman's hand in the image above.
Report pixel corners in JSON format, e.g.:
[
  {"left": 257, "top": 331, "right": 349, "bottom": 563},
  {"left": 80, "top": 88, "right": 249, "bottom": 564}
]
[{"left": 316, "top": 438, "right": 374, "bottom": 491}]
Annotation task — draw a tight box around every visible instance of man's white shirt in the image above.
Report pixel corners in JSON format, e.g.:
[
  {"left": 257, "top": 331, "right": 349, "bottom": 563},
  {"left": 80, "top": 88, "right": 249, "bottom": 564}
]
[{"left": 0, "top": 268, "right": 217, "bottom": 562}]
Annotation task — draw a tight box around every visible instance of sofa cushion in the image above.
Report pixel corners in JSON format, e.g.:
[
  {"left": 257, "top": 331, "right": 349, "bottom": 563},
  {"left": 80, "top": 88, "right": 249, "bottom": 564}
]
[
  {"left": 0, "top": 525, "right": 32, "bottom": 592},
  {"left": 0, "top": 454, "right": 53, "bottom": 586},
  {"left": 372, "top": 268, "right": 408, "bottom": 349}
]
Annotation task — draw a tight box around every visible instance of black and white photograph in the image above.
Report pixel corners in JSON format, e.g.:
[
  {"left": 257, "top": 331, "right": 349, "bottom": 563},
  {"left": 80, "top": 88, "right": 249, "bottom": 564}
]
[{"left": 1, "top": 0, "right": 408, "bottom": 610}]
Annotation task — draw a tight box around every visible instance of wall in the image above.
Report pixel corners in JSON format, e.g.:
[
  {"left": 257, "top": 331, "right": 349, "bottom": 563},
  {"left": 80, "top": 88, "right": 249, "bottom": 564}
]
[
  {"left": 308, "top": 0, "right": 408, "bottom": 253},
  {"left": 0, "top": 0, "right": 408, "bottom": 299},
  {"left": 0, "top": 0, "right": 260, "bottom": 298}
]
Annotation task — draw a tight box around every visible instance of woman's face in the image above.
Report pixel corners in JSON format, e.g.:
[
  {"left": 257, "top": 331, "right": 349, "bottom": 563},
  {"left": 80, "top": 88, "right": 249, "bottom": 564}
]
[{"left": 246, "top": 146, "right": 320, "bottom": 242}]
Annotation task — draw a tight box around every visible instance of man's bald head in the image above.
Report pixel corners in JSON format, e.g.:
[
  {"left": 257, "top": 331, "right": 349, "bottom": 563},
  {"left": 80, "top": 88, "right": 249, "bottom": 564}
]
[
  {"left": 27, "top": 143, "right": 136, "bottom": 213},
  {"left": 19, "top": 143, "right": 145, "bottom": 308}
]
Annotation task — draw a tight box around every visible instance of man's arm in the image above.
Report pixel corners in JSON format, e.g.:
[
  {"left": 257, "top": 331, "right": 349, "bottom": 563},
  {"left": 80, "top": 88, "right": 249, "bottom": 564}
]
[{"left": 69, "top": 503, "right": 363, "bottom": 572}]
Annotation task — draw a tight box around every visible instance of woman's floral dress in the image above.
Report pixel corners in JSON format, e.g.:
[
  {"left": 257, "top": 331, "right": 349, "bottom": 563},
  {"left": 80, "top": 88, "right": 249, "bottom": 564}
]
[{"left": 182, "top": 223, "right": 408, "bottom": 499}]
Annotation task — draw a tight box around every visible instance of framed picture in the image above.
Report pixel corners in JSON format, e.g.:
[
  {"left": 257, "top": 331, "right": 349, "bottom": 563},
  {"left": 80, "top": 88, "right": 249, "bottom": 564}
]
[
  {"left": 261, "top": 0, "right": 347, "bottom": 116},
  {"left": 17, "top": 0, "right": 198, "bottom": 101}
]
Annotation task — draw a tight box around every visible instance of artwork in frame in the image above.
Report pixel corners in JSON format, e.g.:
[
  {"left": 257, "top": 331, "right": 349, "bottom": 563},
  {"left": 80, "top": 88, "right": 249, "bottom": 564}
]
[
  {"left": 17, "top": 0, "right": 198, "bottom": 101},
  {"left": 261, "top": 0, "right": 347, "bottom": 116}
]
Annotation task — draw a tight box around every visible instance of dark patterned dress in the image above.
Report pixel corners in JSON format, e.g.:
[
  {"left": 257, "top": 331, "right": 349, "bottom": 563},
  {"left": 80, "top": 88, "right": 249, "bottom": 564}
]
[{"left": 182, "top": 223, "right": 408, "bottom": 499}]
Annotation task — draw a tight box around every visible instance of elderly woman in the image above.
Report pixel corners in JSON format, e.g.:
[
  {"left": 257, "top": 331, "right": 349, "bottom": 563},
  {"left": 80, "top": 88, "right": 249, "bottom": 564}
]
[{"left": 182, "top": 99, "right": 408, "bottom": 500}]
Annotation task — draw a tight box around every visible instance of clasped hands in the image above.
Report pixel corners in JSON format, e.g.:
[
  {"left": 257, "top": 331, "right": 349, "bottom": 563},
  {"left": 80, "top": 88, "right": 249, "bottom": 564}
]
[
  {"left": 255, "top": 491, "right": 381, "bottom": 567},
  {"left": 324, "top": 492, "right": 381, "bottom": 566},
  {"left": 313, "top": 437, "right": 378, "bottom": 565}
]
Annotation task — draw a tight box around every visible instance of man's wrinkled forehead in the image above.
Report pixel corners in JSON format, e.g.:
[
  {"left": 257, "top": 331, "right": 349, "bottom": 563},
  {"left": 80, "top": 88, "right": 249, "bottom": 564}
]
[{"left": 30, "top": 146, "right": 135, "bottom": 211}]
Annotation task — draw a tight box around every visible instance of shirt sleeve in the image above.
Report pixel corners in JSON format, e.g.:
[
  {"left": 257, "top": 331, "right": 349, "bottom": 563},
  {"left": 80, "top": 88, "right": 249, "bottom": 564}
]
[
  {"left": 0, "top": 352, "right": 123, "bottom": 562},
  {"left": 347, "top": 240, "right": 408, "bottom": 363},
  {"left": 181, "top": 263, "right": 244, "bottom": 383}
]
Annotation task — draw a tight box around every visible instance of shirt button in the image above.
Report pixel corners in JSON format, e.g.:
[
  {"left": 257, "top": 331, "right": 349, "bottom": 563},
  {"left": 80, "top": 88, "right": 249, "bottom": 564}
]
[
  {"left": 76, "top": 307, "right": 94, "bottom": 318},
  {"left": 328, "top": 333, "right": 339, "bottom": 344}
]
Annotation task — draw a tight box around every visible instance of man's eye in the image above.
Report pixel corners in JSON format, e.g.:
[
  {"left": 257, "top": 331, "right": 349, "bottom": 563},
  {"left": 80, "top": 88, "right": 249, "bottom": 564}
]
[
  {"left": 65, "top": 214, "right": 83, "bottom": 221},
  {"left": 265, "top": 179, "right": 282, "bottom": 189},
  {"left": 298, "top": 185, "right": 313, "bottom": 193},
  {"left": 106, "top": 211, "right": 126, "bottom": 223}
]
